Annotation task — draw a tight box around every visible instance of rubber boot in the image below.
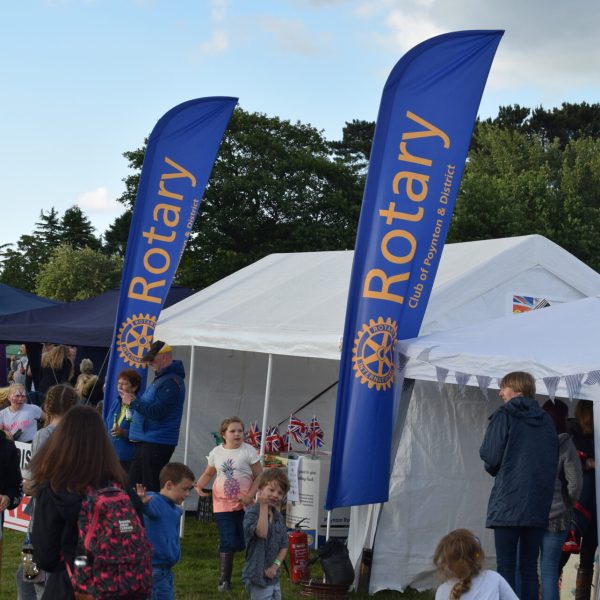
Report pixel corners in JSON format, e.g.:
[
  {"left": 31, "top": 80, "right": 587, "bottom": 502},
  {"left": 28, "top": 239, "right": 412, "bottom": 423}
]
[
  {"left": 218, "top": 552, "right": 234, "bottom": 591},
  {"left": 575, "top": 567, "right": 594, "bottom": 600}
]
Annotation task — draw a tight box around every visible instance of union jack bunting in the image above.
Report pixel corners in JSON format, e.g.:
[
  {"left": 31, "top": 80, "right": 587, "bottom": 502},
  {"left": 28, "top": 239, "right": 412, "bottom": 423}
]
[
  {"left": 288, "top": 414, "right": 307, "bottom": 444},
  {"left": 245, "top": 421, "right": 262, "bottom": 450},
  {"left": 305, "top": 416, "right": 324, "bottom": 454},
  {"left": 265, "top": 426, "right": 283, "bottom": 453}
]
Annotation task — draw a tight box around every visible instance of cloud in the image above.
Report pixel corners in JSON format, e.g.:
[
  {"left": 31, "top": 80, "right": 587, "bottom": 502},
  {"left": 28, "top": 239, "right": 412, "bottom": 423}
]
[
  {"left": 381, "top": 9, "right": 444, "bottom": 54},
  {"left": 210, "top": 0, "right": 227, "bottom": 22},
  {"left": 77, "top": 186, "right": 120, "bottom": 214},
  {"left": 369, "top": 0, "right": 600, "bottom": 97},
  {"left": 198, "top": 28, "right": 229, "bottom": 55},
  {"left": 256, "top": 16, "right": 332, "bottom": 56}
]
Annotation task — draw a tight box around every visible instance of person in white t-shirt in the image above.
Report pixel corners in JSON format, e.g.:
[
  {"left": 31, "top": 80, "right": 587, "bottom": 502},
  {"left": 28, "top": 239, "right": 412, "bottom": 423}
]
[
  {"left": 433, "top": 529, "right": 517, "bottom": 600},
  {"left": 195, "top": 416, "right": 263, "bottom": 592},
  {"left": 0, "top": 384, "right": 42, "bottom": 442}
]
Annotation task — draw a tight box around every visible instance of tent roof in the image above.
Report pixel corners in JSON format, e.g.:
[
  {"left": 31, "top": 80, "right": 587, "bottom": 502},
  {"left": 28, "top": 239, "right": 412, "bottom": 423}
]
[
  {"left": 398, "top": 295, "right": 600, "bottom": 400},
  {"left": 0, "top": 283, "right": 58, "bottom": 315},
  {"left": 156, "top": 234, "right": 600, "bottom": 359},
  {"left": 0, "top": 286, "right": 194, "bottom": 347}
]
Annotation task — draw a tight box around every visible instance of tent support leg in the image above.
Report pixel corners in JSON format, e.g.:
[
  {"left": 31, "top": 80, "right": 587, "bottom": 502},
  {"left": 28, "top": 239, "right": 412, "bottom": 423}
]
[
  {"left": 180, "top": 345, "right": 196, "bottom": 537},
  {"left": 259, "top": 354, "right": 273, "bottom": 462}
]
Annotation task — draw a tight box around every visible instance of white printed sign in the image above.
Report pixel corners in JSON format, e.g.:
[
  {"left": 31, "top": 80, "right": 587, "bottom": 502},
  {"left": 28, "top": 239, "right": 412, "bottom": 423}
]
[{"left": 3, "top": 441, "right": 32, "bottom": 532}]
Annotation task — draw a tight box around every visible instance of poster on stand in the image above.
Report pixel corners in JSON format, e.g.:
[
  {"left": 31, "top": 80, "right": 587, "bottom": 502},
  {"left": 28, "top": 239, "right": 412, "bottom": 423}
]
[
  {"left": 4, "top": 441, "right": 33, "bottom": 532},
  {"left": 286, "top": 455, "right": 320, "bottom": 549}
]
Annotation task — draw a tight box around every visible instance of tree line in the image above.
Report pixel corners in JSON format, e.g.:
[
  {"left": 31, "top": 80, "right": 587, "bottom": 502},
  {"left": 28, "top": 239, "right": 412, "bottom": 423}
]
[{"left": 3, "top": 102, "right": 600, "bottom": 301}]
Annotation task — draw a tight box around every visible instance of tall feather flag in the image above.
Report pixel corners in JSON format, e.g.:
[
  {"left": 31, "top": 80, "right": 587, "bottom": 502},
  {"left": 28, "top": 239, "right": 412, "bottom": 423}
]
[
  {"left": 325, "top": 31, "right": 503, "bottom": 509},
  {"left": 102, "top": 97, "right": 238, "bottom": 428}
]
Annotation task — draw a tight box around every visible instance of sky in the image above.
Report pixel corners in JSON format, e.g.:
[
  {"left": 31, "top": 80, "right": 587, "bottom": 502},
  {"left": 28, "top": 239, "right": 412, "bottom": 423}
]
[{"left": 2, "top": 0, "right": 600, "bottom": 249}]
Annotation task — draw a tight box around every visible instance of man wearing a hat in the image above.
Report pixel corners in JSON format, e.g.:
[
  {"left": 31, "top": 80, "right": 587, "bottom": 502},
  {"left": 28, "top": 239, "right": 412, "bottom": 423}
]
[{"left": 120, "top": 340, "right": 185, "bottom": 491}]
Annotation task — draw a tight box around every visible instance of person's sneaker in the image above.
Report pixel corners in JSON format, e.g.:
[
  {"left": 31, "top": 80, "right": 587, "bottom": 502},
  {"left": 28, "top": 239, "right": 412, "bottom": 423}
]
[{"left": 217, "top": 581, "right": 231, "bottom": 592}]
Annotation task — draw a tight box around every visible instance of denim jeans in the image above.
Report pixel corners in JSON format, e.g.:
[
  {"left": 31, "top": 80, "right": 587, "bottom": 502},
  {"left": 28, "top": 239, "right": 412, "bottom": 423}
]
[
  {"left": 151, "top": 566, "right": 174, "bottom": 600},
  {"left": 494, "top": 526, "right": 544, "bottom": 599},
  {"left": 215, "top": 510, "right": 246, "bottom": 553},
  {"left": 246, "top": 582, "right": 282, "bottom": 600},
  {"left": 540, "top": 529, "right": 567, "bottom": 600}
]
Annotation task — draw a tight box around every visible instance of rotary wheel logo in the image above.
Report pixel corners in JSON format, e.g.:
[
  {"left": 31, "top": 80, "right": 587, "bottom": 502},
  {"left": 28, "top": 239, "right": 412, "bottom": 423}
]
[
  {"left": 117, "top": 313, "right": 157, "bottom": 368},
  {"left": 352, "top": 317, "right": 397, "bottom": 391}
]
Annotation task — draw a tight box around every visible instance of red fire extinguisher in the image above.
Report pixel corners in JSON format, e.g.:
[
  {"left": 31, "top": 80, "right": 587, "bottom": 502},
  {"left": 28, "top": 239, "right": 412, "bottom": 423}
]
[{"left": 288, "top": 517, "right": 310, "bottom": 583}]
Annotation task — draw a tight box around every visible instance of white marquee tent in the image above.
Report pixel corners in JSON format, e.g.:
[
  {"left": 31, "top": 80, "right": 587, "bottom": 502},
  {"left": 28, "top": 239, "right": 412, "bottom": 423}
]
[
  {"left": 351, "top": 295, "right": 600, "bottom": 593},
  {"left": 156, "top": 234, "right": 600, "bottom": 590}
]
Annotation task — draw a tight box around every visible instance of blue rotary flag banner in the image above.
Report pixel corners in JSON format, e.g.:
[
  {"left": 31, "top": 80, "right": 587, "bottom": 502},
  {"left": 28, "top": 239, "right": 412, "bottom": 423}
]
[
  {"left": 325, "top": 31, "right": 503, "bottom": 509},
  {"left": 103, "top": 97, "right": 237, "bottom": 427}
]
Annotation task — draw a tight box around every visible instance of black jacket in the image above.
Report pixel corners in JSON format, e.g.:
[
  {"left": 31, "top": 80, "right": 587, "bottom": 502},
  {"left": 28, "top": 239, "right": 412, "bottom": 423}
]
[{"left": 32, "top": 484, "right": 80, "bottom": 599}]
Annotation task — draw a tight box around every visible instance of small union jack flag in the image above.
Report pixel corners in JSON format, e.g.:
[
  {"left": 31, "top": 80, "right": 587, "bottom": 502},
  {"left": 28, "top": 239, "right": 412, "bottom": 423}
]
[
  {"left": 245, "top": 421, "right": 262, "bottom": 449},
  {"left": 288, "top": 414, "right": 307, "bottom": 444},
  {"left": 281, "top": 428, "right": 289, "bottom": 452},
  {"left": 265, "top": 426, "right": 283, "bottom": 453},
  {"left": 304, "top": 416, "right": 324, "bottom": 454}
]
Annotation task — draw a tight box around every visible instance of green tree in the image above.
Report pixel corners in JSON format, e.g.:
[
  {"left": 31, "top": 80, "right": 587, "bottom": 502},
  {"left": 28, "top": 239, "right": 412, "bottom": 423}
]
[
  {"left": 449, "top": 122, "right": 600, "bottom": 272},
  {"left": 179, "top": 108, "right": 363, "bottom": 288},
  {"left": 35, "top": 244, "right": 122, "bottom": 301},
  {"left": 61, "top": 206, "right": 101, "bottom": 250},
  {"left": 107, "top": 108, "right": 365, "bottom": 289},
  {"left": 102, "top": 211, "right": 132, "bottom": 257},
  {"left": 485, "top": 102, "right": 600, "bottom": 148}
]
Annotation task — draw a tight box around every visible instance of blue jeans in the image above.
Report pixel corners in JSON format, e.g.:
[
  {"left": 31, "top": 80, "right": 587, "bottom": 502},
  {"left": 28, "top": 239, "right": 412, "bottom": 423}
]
[
  {"left": 151, "top": 566, "right": 174, "bottom": 600},
  {"left": 246, "top": 582, "right": 282, "bottom": 600},
  {"left": 540, "top": 529, "right": 567, "bottom": 600},
  {"left": 215, "top": 510, "right": 246, "bottom": 553},
  {"left": 494, "top": 526, "right": 544, "bottom": 599}
]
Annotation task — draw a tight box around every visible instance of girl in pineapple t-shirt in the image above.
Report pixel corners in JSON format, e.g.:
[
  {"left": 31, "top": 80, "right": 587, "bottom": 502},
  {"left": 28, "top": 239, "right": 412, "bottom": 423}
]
[{"left": 196, "top": 417, "right": 262, "bottom": 592}]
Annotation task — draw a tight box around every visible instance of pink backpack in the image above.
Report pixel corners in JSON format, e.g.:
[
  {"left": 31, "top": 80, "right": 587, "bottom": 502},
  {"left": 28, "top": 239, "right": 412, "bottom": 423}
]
[{"left": 67, "top": 485, "right": 152, "bottom": 599}]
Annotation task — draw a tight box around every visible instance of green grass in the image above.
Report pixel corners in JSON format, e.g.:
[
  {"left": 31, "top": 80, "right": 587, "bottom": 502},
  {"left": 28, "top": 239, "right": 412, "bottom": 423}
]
[{"left": 1, "top": 517, "right": 434, "bottom": 599}]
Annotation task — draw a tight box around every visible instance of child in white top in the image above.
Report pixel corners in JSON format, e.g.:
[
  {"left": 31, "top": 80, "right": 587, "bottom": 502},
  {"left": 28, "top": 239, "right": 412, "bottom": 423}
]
[
  {"left": 195, "top": 416, "right": 262, "bottom": 592},
  {"left": 433, "top": 529, "right": 517, "bottom": 600}
]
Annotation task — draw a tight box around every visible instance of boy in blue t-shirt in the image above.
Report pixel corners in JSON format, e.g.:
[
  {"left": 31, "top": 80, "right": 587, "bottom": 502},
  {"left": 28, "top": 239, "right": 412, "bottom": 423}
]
[{"left": 136, "top": 462, "right": 195, "bottom": 600}]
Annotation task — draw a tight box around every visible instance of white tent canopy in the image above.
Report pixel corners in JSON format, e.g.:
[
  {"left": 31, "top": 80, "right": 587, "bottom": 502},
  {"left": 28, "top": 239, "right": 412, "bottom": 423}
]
[
  {"left": 157, "top": 234, "right": 600, "bottom": 356},
  {"left": 354, "top": 296, "right": 600, "bottom": 594},
  {"left": 398, "top": 295, "right": 600, "bottom": 400},
  {"left": 156, "top": 234, "right": 600, "bottom": 590}
]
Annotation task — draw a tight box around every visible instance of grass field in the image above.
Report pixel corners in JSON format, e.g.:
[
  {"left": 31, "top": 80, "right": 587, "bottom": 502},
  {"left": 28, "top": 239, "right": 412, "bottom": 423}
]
[{"left": 0, "top": 517, "right": 434, "bottom": 599}]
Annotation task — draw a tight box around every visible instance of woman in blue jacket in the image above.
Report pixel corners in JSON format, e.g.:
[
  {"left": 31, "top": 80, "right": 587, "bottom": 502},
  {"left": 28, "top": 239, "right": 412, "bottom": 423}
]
[{"left": 480, "top": 371, "right": 558, "bottom": 599}]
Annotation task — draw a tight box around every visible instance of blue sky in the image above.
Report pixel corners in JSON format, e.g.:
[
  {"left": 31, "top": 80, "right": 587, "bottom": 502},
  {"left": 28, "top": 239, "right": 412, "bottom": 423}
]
[{"left": 2, "top": 0, "right": 600, "bottom": 249}]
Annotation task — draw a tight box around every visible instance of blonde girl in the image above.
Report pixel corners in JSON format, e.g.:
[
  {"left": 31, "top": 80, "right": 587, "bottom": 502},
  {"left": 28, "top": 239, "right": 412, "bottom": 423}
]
[
  {"left": 39, "top": 345, "right": 73, "bottom": 394},
  {"left": 433, "top": 529, "right": 517, "bottom": 600},
  {"left": 195, "top": 416, "right": 262, "bottom": 591}
]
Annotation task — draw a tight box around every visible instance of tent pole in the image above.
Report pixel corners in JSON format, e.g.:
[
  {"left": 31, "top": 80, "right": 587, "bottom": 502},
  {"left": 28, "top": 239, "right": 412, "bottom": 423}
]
[
  {"left": 259, "top": 354, "right": 274, "bottom": 462},
  {"left": 180, "top": 345, "right": 196, "bottom": 537}
]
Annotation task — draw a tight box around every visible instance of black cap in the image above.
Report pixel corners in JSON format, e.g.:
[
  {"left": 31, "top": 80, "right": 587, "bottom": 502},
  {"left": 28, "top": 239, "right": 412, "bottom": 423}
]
[{"left": 141, "top": 340, "right": 171, "bottom": 362}]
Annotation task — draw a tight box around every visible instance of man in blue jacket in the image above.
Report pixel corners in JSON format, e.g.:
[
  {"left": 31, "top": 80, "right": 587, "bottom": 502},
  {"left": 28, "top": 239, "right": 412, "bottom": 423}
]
[{"left": 122, "top": 340, "right": 185, "bottom": 492}]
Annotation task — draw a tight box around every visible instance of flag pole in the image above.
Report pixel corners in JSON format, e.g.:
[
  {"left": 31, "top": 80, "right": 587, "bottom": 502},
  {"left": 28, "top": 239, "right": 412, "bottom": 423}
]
[{"left": 259, "top": 354, "right": 273, "bottom": 462}]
